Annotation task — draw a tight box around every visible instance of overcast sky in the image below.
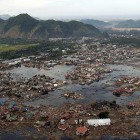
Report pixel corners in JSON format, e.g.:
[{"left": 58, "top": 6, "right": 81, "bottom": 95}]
[{"left": 0, "top": 0, "right": 140, "bottom": 19}]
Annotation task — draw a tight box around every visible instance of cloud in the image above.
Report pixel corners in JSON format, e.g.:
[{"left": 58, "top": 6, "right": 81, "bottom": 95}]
[
  {"left": 0, "top": 0, "right": 69, "bottom": 15},
  {"left": 0, "top": 0, "right": 140, "bottom": 18},
  {"left": 0, "top": 0, "right": 48, "bottom": 9}
]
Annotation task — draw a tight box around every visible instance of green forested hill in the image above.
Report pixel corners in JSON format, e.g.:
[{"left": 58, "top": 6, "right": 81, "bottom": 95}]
[
  {"left": 115, "top": 20, "right": 140, "bottom": 28},
  {"left": 0, "top": 14, "right": 104, "bottom": 39}
]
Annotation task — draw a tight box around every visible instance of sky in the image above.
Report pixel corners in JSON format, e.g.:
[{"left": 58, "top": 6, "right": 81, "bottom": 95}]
[{"left": 0, "top": 0, "right": 140, "bottom": 20}]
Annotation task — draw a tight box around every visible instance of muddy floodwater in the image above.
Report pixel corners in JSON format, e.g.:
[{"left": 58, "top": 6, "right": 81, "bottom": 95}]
[
  {"left": 7, "top": 64, "right": 74, "bottom": 80},
  {"left": 7, "top": 64, "right": 140, "bottom": 107}
]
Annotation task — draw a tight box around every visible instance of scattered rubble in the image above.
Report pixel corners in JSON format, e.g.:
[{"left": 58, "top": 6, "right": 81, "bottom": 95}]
[
  {"left": 63, "top": 91, "right": 84, "bottom": 99},
  {"left": 1, "top": 41, "right": 140, "bottom": 139},
  {"left": 113, "top": 76, "right": 140, "bottom": 97},
  {"left": 0, "top": 89, "right": 140, "bottom": 139},
  {"left": 0, "top": 73, "right": 65, "bottom": 100}
]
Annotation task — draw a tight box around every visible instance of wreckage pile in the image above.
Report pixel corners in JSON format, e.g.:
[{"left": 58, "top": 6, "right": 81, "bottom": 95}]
[
  {"left": 0, "top": 62, "right": 9, "bottom": 71},
  {"left": 71, "top": 45, "right": 140, "bottom": 66},
  {"left": 0, "top": 72, "right": 66, "bottom": 100},
  {"left": 65, "top": 64, "right": 112, "bottom": 85},
  {"left": 63, "top": 91, "right": 84, "bottom": 99},
  {"left": 113, "top": 76, "right": 140, "bottom": 96}
]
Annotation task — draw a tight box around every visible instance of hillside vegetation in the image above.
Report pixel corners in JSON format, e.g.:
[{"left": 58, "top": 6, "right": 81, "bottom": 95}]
[
  {"left": 0, "top": 14, "right": 104, "bottom": 40},
  {"left": 115, "top": 20, "right": 140, "bottom": 28}
]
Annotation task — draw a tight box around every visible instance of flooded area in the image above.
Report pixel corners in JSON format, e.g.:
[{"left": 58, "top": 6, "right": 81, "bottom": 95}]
[
  {"left": 6, "top": 63, "right": 140, "bottom": 107},
  {"left": 1, "top": 44, "right": 140, "bottom": 139},
  {"left": 7, "top": 64, "right": 74, "bottom": 80}
]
